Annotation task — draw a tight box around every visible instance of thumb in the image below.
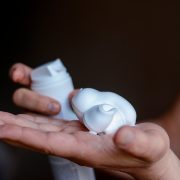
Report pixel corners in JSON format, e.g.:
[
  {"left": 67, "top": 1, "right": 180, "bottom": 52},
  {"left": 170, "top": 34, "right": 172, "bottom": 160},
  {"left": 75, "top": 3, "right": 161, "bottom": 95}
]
[{"left": 113, "top": 123, "right": 170, "bottom": 162}]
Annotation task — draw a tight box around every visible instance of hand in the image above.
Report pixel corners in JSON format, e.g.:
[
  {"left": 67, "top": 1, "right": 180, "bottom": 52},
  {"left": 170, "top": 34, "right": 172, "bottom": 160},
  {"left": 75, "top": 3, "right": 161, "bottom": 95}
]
[
  {"left": 0, "top": 112, "right": 179, "bottom": 180},
  {"left": 10, "top": 63, "right": 61, "bottom": 115}
]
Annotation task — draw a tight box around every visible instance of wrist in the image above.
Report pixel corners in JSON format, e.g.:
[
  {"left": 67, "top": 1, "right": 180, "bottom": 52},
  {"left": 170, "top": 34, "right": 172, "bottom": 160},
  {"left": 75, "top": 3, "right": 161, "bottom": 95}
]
[{"left": 132, "top": 150, "right": 180, "bottom": 180}]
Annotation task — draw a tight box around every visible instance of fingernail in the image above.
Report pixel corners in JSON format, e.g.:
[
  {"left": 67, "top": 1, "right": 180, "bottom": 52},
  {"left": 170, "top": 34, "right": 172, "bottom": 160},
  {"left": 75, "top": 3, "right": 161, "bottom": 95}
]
[
  {"left": 119, "top": 129, "right": 135, "bottom": 146},
  {"left": 48, "top": 103, "right": 60, "bottom": 112}
]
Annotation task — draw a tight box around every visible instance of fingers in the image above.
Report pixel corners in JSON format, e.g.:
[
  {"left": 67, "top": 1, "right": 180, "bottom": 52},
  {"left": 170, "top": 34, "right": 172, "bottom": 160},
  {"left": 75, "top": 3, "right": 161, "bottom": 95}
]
[
  {"left": 17, "top": 114, "right": 86, "bottom": 133},
  {"left": 13, "top": 88, "right": 61, "bottom": 115},
  {"left": 0, "top": 124, "right": 79, "bottom": 157},
  {"left": 10, "top": 63, "right": 61, "bottom": 115},
  {"left": 10, "top": 63, "right": 32, "bottom": 85},
  {"left": 0, "top": 111, "right": 39, "bottom": 129},
  {"left": 9, "top": 63, "right": 79, "bottom": 116},
  {"left": 0, "top": 111, "right": 85, "bottom": 133},
  {"left": 114, "top": 123, "right": 170, "bottom": 162},
  {"left": 0, "top": 111, "right": 60, "bottom": 132}
]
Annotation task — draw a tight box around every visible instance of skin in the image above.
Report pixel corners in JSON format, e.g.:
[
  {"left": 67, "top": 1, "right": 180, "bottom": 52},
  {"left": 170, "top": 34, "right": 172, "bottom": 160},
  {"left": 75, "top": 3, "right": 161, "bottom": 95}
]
[{"left": 0, "top": 63, "right": 179, "bottom": 179}]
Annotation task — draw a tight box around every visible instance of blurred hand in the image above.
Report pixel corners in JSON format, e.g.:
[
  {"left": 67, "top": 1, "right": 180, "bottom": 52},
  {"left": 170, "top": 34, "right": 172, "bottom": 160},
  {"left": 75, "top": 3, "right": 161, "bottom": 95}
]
[
  {"left": 0, "top": 111, "right": 179, "bottom": 180},
  {"left": 10, "top": 63, "right": 61, "bottom": 115}
]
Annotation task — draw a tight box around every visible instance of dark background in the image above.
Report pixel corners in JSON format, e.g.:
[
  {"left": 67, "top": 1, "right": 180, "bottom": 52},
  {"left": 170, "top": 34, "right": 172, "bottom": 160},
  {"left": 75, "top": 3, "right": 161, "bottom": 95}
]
[{"left": 0, "top": 0, "right": 180, "bottom": 179}]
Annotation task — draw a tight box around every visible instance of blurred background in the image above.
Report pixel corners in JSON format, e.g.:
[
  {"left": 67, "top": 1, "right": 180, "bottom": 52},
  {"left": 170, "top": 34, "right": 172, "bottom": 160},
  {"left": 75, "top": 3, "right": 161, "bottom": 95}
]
[{"left": 0, "top": 0, "right": 180, "bottom": 179}]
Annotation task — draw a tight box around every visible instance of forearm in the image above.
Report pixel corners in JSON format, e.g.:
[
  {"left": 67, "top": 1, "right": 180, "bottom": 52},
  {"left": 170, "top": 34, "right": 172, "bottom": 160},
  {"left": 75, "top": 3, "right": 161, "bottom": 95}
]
[{"left": 99, "top": 150, "right": 180, "bottom": 180}]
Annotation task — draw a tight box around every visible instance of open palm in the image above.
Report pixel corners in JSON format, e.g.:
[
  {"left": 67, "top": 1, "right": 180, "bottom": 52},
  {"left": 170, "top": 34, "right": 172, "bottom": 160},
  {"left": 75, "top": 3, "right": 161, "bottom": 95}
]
[{"left": 0, "top": 111, "right": 172, "bottom": 179}]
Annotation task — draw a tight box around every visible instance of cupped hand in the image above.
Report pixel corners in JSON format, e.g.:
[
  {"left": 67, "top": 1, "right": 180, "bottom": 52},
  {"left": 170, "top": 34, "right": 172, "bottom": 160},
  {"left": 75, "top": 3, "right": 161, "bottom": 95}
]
[{"left": 0, "top": 111, "right": 178, "bottom": 180}]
